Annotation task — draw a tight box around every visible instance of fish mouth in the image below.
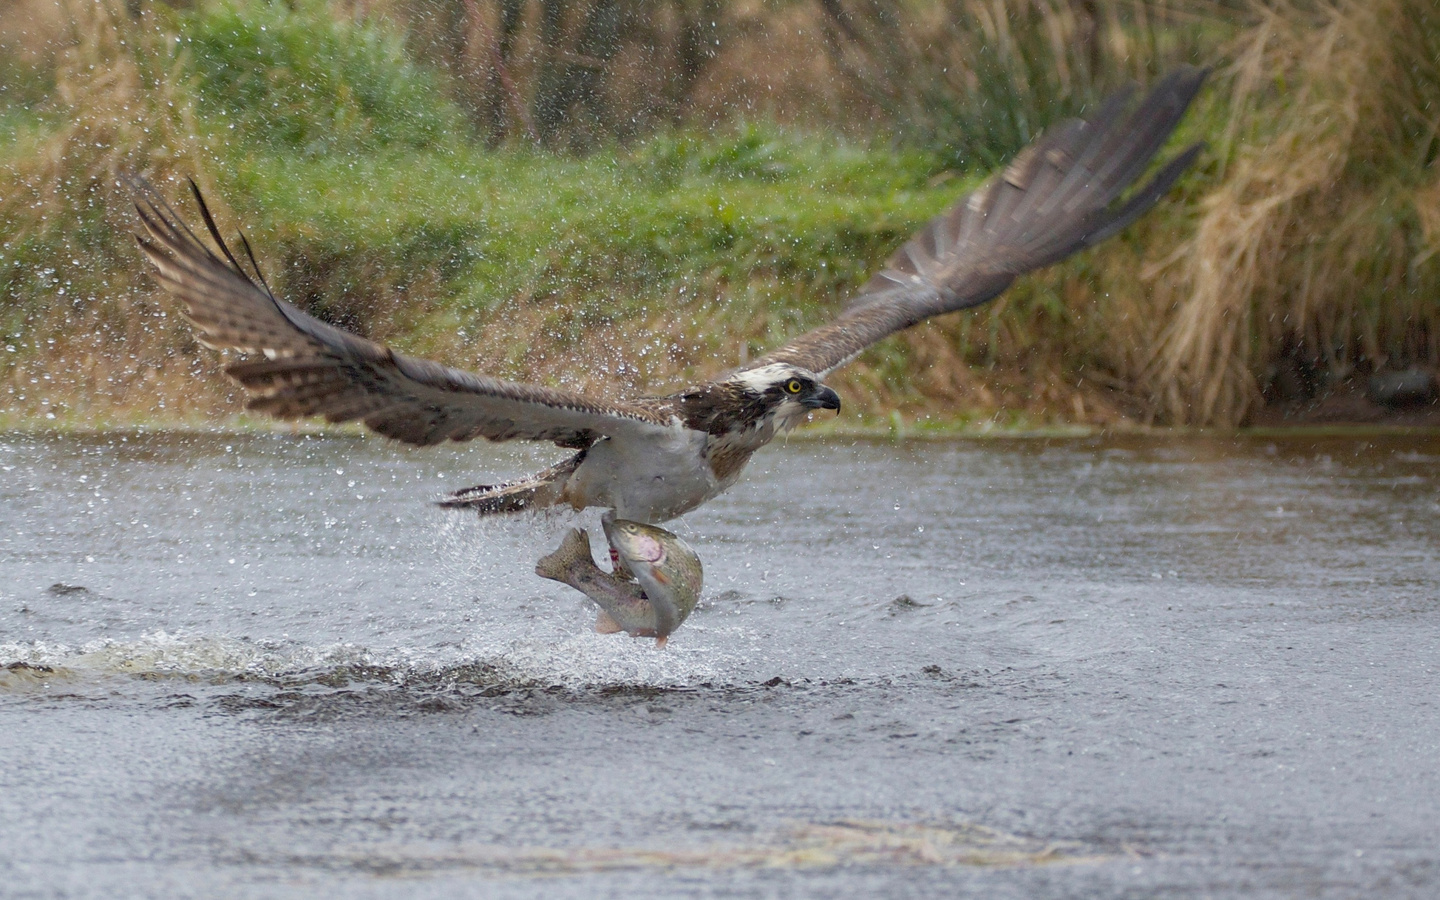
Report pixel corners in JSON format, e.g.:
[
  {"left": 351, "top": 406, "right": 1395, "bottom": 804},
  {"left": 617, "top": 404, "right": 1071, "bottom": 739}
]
[
  {"left": 803, "top": 386, "right": 842, "bottom": 412},
  {"left": 600, "top": 513, "right": 623, "bottom": 549}
]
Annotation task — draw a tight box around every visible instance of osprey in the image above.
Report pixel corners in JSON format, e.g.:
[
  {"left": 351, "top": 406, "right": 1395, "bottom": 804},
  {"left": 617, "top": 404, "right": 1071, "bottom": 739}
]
[{"left": 133, "top": 68, "right": 1204, "bottom": 550}]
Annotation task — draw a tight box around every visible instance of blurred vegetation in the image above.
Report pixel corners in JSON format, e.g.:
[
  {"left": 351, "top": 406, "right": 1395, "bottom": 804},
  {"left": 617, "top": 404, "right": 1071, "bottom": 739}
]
[
  {"left": 1, "top": 0, "right": 1437, "bottom": 430},
  {"left": 187, "top": 0, "right": 466, "bottom": 154},
  {"left": 1145, "top": 0, "right": 1440, "bottom": 424}
]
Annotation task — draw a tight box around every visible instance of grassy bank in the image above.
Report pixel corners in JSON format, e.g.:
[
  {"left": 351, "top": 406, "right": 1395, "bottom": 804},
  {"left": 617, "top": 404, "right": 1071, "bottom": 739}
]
[{"left": 2, "top": 0, "right": 1437, "bottom": 432}]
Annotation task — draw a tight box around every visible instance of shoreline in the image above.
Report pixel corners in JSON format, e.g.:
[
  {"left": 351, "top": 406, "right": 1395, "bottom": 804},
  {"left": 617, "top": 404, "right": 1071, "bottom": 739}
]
[{"left": 4, "top": 413, "right": 1436, "bottom": 440}]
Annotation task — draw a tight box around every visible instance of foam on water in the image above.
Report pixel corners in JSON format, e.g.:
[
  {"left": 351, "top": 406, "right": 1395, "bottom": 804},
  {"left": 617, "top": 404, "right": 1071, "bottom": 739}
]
[
  {"left": 1, "top": 631, "right": 363, "bottom": 678},
  {"left": 0, "top": 626, "right": 759, "bottom": 694},
  {"left": 0, "top": 498, "right": 775, "bottom": 698}
]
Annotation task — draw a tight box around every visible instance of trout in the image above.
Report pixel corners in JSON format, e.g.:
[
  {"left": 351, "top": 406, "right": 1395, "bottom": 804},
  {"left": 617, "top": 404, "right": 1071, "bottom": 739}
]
[{"left": 534, "top": 518, "right": 703, "bottom": 648}]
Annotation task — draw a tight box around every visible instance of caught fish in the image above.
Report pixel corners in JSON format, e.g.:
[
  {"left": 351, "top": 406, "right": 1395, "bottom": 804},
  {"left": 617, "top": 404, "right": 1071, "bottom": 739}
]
[{"left": 534, "top": 518, "right": 703, "bottom": 647}]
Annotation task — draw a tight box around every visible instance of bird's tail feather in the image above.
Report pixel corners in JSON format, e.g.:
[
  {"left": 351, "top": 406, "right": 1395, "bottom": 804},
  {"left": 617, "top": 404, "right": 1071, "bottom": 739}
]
[{"left": 435, "top": 451, "right": 584, "bottom": 516}]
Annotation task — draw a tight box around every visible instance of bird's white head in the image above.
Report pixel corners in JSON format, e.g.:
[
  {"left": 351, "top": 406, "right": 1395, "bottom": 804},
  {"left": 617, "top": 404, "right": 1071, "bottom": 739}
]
[{"left": 727, "top": 363, "right": 842, "bottom": 432}]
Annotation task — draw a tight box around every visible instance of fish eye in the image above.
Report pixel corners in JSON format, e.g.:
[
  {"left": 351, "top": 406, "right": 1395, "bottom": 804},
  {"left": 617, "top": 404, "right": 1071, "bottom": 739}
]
[{"left": 785, "top": 379, "right": 804, "bottom": 394}]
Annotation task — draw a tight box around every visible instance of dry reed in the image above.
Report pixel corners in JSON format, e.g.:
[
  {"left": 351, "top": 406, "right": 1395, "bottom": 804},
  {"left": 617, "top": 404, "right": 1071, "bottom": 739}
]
[
  {"left": 1140, "top": 0, "right": 1440, "bottom": 424},
  {"left": 0, "top": 0, "right": 238, "bottom": 424}
]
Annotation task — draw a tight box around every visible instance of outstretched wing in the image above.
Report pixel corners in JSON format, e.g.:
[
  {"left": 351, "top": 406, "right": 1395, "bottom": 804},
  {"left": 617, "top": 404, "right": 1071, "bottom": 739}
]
[
  {"left": 748, "top": 66, "right": 1207, "bottom": 377},
  {"left": 131, "top": 178, "right": 675, "bottom": 448}
]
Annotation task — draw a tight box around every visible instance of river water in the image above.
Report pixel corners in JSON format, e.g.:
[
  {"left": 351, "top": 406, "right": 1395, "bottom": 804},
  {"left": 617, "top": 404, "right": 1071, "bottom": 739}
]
[{"left": 1, "top": 430, "right": 1437, "bottom": 898}]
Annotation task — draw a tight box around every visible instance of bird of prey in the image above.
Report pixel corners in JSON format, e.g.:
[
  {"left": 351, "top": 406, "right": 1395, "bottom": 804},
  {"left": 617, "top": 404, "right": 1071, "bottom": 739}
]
[{"left": 133, "top": 68, "right": 1204, "bottom": 542}]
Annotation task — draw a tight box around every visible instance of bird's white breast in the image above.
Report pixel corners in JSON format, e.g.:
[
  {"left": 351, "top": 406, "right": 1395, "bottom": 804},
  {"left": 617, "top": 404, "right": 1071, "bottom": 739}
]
[{"left": 565, "top": 422, "right": 718, "bottom": 523}]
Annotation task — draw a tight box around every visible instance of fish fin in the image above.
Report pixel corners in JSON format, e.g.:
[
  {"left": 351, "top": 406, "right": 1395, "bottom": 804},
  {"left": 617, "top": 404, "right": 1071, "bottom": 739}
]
[
  {"left": 535, "top": 528, "right": 593, "bottom": 581},
  {"left": 594, "top": 610, "right": 623, "bottom": 634},
  {"left": 655, "top": 636, "right": 668, "bottom": 650}
]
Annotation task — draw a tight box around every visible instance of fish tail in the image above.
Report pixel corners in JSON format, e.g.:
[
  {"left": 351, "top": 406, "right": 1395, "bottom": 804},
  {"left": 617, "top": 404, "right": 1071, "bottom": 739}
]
[{"left": 534, "top": 528, "right": 594, "bottom": 581}]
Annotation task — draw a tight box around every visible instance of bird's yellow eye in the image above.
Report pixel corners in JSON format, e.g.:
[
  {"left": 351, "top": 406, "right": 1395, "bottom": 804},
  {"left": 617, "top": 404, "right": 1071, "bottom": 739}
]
[{"left": 785, "top": 379, "right": 804, "bottom": 394}]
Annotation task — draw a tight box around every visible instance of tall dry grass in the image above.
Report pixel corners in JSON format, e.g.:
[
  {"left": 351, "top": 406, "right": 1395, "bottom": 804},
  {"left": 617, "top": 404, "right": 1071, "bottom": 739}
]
[
  {"left": 813, "top": 0, "right": 1215, "bottom": 169},
  {"left": 1, "top": 0, "right": 212, "bottom": 250},
  {"left": 1140, "top": 0, "right": 1440, "bottom": 424},
  {"left": 382, "top": 0, "right": 731, "bottom": 148},
  {"left": 0, "top": 0, "right": 239, "bottom": 424}
]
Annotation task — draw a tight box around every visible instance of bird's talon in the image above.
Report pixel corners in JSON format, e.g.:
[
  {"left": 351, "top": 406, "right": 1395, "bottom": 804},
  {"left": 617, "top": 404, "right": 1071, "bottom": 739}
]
[{"left": 608, "top": 544, "right": 638, "bottom": 581}]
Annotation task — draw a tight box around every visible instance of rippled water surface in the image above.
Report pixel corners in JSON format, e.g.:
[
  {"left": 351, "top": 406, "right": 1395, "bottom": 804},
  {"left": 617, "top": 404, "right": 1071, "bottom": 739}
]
[{"left": 2, "top": 431, "right": 1438, "bottom": 898}]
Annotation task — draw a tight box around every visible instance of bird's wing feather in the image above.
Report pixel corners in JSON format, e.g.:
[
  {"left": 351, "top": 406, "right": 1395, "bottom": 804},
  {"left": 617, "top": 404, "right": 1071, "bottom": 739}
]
[
  {"left": 748, "top": 66, "right": 1207, "bottom": 378},
  {"left": 131, "top": 178, "right": 675, "bottom": 448}
]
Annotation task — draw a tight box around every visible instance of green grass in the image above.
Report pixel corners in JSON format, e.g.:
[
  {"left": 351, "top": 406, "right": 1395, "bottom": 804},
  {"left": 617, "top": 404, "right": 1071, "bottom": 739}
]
[
  {"left": 182, "top": 0, "right": 465, "bottom": 154},
  {"left": 217, "top": 127, "right": 966, "bottom": 365}
]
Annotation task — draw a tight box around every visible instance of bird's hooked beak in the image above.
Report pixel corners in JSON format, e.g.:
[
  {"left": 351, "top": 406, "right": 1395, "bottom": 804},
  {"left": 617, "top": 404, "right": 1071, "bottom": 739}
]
[{"left": 803, "top": 385, "right": 842, "bottom": 413}]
